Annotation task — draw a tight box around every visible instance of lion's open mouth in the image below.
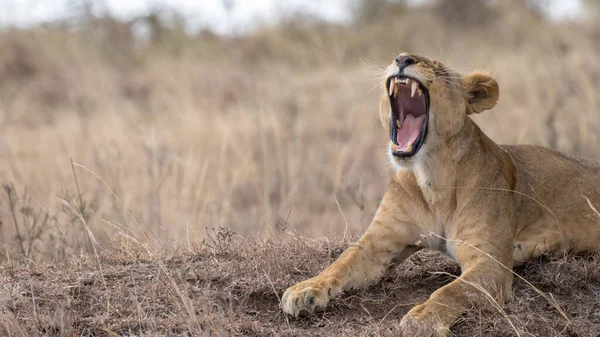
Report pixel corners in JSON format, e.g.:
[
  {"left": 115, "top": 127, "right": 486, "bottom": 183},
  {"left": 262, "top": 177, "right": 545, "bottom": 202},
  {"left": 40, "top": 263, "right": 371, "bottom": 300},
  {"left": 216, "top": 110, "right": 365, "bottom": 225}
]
[{"left": 387, "top": 76, "right": 429, "bottom": 157}]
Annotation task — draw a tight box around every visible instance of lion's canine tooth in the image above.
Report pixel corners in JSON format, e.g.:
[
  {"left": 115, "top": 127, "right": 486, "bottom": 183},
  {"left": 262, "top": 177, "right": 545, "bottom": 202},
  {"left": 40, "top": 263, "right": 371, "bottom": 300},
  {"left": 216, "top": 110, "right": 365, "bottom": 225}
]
[
  {"left": 411, "top": 81, "right": 418, "bottom": 98},
  {"left": 390, "top": 141, "right": 398, "bottom": 152},
  {"left": 396, "top": 119, "right": 401, "bottom": 128},
  {"left": 389, "top": 83, "right": 394, "bottom": 96}
]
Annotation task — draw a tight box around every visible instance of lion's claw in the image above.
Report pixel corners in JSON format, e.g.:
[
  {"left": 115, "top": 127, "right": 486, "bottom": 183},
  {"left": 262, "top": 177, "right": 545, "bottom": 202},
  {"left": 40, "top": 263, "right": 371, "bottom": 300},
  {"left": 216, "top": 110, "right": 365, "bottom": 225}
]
[
  {"left": 281, "top": 277, "right": 336, "bottom": 317},
  {"left": 399, "top": 304, "right": 450, "bottom": 337}
]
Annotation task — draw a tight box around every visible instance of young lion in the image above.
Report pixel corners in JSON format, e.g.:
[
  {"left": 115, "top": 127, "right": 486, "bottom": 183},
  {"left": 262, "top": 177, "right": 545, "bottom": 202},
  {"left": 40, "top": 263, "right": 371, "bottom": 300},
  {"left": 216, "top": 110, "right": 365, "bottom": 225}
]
[{"left": 281, "top": 53, "right": 600, "bottom": 336}]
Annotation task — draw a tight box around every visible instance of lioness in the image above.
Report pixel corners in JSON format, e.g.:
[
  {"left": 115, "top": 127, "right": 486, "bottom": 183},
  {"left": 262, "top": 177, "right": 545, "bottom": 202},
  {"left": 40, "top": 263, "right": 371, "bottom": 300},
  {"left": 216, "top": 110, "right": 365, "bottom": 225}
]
[{"left": 281, "top": 53, "right": 600, "bottom": 336}]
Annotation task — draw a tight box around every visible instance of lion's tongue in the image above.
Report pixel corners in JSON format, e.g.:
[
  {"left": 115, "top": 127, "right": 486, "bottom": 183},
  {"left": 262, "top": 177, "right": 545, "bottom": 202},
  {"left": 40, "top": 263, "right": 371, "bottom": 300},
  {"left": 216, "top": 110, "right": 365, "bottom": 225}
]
[{"left": 397, "top": 114, "right": 425, "bottom": 152}]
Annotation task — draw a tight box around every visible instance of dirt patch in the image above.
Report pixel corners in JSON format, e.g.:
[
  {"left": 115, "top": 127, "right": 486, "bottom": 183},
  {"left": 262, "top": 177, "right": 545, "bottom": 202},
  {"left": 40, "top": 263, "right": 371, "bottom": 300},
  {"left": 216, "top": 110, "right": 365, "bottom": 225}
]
[{"left": 1, "top": 237, "right": 599, "bottom": 336}]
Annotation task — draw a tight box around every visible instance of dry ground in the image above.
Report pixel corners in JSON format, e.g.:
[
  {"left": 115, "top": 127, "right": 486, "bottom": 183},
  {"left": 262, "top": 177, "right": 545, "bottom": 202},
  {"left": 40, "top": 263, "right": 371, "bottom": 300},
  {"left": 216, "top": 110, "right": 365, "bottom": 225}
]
[{"left": 1, "top": 233, "right": 600, "bottom": 336}]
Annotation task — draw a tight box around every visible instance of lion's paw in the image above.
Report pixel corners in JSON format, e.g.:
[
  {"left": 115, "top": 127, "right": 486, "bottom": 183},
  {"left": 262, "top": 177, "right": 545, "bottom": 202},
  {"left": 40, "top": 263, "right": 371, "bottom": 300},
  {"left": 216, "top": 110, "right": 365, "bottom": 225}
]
[
  {"left": 399, "top": 304, "right": 450, "bottom": 337},
  {"left": 281, "top": 277, "right": 336, "bottom": 317}
]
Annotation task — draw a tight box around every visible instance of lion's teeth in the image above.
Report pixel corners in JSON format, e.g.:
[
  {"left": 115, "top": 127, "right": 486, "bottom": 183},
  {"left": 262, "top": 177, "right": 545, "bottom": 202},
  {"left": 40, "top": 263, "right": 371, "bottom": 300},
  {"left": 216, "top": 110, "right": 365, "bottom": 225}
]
[
  {"left": 389, "top": 83, "right": 394, "bottom": 96},
  {"left": 396, "top": 119, "right": 401, "bottom": 128},
  {"left": 417, "top": 88, "right": 423, "bottom": 96},
  {"left": 411, "top": 81, "right": 418, "bottom": 98}
]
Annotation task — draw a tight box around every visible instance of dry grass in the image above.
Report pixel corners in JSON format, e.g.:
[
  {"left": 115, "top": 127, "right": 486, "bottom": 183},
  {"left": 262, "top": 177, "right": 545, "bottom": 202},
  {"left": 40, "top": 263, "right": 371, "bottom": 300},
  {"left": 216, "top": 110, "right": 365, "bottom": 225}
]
[
  {"left": 1, "top": 3, "right": 600, "bottom": 258},
  {"left": 1, "top": 234, "right": 600, "bottom": 336},
  {"left": 0, "top": 1, "right": 600, "bottom": 335}
]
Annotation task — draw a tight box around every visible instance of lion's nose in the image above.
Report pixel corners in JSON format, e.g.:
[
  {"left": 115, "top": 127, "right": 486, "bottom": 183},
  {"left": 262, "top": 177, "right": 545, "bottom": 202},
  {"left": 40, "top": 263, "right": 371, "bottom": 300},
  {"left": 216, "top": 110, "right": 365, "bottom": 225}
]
[{"left": 395, "top": 55, "right": 417, "bottom": 68}]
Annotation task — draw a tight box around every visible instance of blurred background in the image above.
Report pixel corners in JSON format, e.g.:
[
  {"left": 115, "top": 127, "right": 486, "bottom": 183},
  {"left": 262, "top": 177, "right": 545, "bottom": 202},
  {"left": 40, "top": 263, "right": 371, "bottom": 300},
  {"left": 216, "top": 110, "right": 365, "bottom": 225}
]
[{"left": 0, "top": 0, "right": 599, "bottom": 262}]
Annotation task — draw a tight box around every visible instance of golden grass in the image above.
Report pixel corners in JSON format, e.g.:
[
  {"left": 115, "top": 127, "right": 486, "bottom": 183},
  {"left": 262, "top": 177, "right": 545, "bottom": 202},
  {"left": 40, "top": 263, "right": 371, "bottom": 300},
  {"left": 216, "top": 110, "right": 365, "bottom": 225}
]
[{"left": 0, "top": 2, "right": 599, "bottom": 262}]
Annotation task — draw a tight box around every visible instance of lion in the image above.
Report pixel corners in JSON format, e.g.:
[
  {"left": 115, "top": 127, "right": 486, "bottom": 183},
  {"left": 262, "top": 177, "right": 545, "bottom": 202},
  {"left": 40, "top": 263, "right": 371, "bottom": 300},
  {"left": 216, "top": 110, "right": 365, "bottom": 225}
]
[{"left": 281, "top": 53, "right": 600, "bottom": 336}]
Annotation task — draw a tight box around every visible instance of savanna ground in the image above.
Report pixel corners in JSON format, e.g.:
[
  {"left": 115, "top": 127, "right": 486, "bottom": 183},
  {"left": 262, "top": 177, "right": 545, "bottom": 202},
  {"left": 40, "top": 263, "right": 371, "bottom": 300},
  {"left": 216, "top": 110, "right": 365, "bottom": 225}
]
[{"left": 1, "top": 0, "right": 600, "bottom": 335}]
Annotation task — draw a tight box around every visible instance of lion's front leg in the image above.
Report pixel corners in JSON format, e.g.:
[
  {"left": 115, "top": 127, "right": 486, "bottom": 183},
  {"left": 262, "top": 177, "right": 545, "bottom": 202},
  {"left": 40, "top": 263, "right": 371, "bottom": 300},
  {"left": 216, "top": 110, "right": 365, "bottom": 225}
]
[
  {"left": 282, "top": 203, "right": 421, "bottom": 317},
  {"left": 400, "top": 229, "right": 514, "bottom": 336}
]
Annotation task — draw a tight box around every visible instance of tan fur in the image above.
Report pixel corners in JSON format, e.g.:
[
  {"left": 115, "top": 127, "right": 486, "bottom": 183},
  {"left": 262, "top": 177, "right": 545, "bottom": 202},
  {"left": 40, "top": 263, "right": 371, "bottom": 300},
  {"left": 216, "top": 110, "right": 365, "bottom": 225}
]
[{"left": 281, "top": 53, "right": 600, "bottom": 336}]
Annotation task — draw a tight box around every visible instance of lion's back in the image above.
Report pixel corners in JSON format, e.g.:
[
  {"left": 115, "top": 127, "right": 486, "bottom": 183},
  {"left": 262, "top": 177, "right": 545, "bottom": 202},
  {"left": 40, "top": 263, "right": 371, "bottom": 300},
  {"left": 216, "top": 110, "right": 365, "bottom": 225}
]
[{"left": 503, "top": 144, "right": 600, "bottom": 250}]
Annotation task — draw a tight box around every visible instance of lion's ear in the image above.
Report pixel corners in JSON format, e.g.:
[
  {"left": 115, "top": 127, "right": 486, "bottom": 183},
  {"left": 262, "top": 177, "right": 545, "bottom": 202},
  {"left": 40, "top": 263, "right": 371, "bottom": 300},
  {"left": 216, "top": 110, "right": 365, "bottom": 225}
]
[{"left": 461, "top": 72, "right": 499, "bottom": 114}]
